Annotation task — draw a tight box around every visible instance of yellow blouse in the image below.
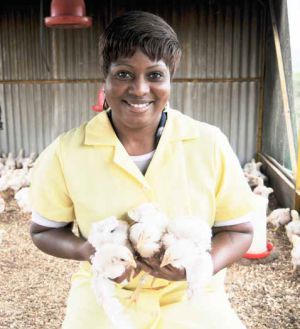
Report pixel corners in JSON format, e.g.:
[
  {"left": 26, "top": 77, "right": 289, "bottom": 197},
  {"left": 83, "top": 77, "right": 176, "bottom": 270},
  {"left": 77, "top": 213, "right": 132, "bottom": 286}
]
[{"left": 30, "top": 109, "right": 254, "bottom": 329}]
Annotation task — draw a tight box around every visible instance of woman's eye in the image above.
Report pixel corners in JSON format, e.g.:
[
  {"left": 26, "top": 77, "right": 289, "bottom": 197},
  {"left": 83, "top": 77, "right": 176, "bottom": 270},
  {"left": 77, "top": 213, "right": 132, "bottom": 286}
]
[
  {"left": 148, "top": 72, "right": 164, "bottom": 80},
  {"left": 115, "top": 71, "right": 132, "bottom": 80}
]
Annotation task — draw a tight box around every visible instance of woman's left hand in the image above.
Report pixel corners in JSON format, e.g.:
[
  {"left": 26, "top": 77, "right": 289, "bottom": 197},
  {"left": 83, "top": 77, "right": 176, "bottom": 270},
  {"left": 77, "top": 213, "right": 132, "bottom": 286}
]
[{"left": 137, "top": 254, "right": 186, "bottom": 281}]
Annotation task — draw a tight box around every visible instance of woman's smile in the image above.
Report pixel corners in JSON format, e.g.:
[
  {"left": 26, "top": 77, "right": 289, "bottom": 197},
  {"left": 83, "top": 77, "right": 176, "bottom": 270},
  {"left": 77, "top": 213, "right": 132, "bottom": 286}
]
[{"left": 122, "top": 100, "right": 153, "bottom": 113}]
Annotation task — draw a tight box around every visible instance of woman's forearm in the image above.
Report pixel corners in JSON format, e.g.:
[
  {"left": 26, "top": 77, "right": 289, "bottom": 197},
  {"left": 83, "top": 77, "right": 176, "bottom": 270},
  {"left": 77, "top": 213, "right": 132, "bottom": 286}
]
[
  {"left": 211, "top": 222, "right": 253, "bottom": 275},
  {"left": 30, "top": 222, "right": 95, "bottom": 261}
]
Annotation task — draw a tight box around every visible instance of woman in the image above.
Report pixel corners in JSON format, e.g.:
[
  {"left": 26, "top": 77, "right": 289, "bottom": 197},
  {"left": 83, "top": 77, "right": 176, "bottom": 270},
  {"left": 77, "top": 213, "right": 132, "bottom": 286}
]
[{"left": 30, "top": 11, "right": 254, "bottom": 329}]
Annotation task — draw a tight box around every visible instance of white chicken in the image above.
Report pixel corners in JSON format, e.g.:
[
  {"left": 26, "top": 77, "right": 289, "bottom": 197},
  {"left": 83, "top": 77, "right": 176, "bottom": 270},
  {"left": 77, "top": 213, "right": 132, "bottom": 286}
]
[
  {"left": 252, "top": 178, "right": 273, "bottom": 198},
  {"left": 88, "top": 216, "right": 130, "bottom": 250},
  {"left": 15, "top": 187, "right": 31, "bottom": 213},
  {"left": 127, "top": 203, "right": 169, "bottom": 302},
  {"left": 88, "top": 217, "right": 135, "bottom": 329},
  {"left": 291, "top": 234, "right": 300, "bottom": 273},
  {"left": 91, "top": 243, "right": 136, "bottom": 329},
  {"left": 244, "top": 172, "right": 263, "bottom": 189},
  {"left": 15, "top": 149, "right": 24, "bottom": 169},
  {"left": 128, "top": 203, "right": 169, "bottom": 258},
  {"left": 4, "top": 153, "right": 16, "bottom": 171},
  {"left": 285, "top": 210, "right": 300, "bottom": 243},
  {"left": 243, "top": 159, "right": 267, "bottom": 181},
  {"left": 267, "top": 208, "right": 291, "bottom": 230},
  {"left": 161, "top": 216, "right": 213, "bottom": 300}
]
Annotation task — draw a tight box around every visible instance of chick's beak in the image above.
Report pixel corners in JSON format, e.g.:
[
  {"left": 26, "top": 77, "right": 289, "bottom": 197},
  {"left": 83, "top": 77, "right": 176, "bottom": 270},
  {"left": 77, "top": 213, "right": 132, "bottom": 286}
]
[
  {"left": 160, "top": 253, "right": 172, "bottom": 268},
  {"left": 127, "top": 256, "right": 137, "bottom": 268}
]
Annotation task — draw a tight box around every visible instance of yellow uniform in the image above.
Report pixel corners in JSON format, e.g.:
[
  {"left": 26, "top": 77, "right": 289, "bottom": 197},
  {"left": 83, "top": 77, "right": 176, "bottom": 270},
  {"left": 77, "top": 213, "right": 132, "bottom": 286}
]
[{"left": 30, "top": 109, "right": 255, "bottom": 328}]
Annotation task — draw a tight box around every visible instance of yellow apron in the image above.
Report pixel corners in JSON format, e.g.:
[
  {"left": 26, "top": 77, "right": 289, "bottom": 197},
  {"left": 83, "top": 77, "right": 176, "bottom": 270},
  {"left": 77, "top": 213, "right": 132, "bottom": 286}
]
[{"left": 62, "top": 263, "right": 246, "bottom": 329}]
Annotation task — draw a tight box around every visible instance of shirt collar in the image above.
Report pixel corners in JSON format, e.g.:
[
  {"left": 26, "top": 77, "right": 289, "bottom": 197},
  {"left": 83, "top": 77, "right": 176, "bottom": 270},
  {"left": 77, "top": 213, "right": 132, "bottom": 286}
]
[
  {"left": 84, "top": 109, "right": 200, "bottom": 146},
  {"left": 84, "top": 111, "right": 119, "bottom": 146}
]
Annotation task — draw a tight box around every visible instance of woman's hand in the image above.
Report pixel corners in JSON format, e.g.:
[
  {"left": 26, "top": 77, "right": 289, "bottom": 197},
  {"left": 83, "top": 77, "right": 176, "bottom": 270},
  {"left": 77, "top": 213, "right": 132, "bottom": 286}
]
[
  {"left": 77, "top": 240, "right": 96, "bottom": 263},
  {"left": 112, "top": 265, "right": 141, "bottom": 284},
  {"left": 137, "top": 254, "right": 186, "bottom": 281}
]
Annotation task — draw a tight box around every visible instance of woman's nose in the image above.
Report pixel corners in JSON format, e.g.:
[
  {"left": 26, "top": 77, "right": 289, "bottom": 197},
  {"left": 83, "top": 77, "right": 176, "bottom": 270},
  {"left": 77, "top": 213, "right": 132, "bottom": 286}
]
[{"left": 129, "top": 76, "right": 150, "bottom": 96}]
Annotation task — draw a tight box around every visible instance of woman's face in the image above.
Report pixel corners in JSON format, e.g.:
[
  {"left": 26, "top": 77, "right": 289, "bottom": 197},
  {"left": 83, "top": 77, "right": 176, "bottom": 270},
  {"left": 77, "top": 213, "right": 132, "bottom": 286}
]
[{"left": 104, "top": 50, "right": 171, "bottom": 132}]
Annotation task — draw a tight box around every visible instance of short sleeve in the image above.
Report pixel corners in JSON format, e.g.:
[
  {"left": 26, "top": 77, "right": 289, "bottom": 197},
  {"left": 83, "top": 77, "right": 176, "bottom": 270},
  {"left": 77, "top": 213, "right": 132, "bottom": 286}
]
[
  {"left": 29, "top": 137, "right": 75, "bottom": 223},
  {"left": 214, "top": 129, "right": 256, "bottom": 226}
]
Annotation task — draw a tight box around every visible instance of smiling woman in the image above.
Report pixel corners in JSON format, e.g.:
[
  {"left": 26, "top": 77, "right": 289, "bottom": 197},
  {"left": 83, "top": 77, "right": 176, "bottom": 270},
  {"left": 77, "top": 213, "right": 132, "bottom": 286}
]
[
  {"left": 29, "top": 10, "right": 255, "bottom": 329},
  {"left": 104, "top": 51, "right": 171, "bottom": 152}
]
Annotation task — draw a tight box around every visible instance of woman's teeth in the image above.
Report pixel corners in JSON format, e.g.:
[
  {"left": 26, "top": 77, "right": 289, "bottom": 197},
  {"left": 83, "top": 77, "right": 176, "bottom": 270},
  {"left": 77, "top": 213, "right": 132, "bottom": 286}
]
[{"left": 127, "top": 102, "right": 151, "bottom": 108}]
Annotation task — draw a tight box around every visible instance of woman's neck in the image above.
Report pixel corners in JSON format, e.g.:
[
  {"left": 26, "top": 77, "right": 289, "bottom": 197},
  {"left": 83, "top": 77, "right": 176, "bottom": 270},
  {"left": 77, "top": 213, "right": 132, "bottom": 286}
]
[
  {"left": 107, "top": 110, "right": 166, "bottom": 156},
  {"left": 117, "top": 127, "right": 156, "bottom": 156}
]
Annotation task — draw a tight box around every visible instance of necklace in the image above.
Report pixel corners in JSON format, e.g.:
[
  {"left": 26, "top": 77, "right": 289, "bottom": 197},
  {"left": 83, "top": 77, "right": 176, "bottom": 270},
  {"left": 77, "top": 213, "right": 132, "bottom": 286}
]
[{"left": 107, "top": 110, "right": 168, "bottom": 148}]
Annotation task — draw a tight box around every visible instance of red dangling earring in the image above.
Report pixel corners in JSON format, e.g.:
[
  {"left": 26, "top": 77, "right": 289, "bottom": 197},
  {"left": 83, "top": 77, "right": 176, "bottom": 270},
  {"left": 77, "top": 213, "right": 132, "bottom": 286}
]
[{"left": 92, "top": 86, "right": 105, "bottom": 112}]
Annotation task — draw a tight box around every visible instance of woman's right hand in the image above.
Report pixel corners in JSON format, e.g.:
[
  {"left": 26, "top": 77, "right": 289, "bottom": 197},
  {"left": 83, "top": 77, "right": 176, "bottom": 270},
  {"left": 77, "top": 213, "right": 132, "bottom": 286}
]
[{"left": 77, "top": 240, "right": 96, "bottom": 263}]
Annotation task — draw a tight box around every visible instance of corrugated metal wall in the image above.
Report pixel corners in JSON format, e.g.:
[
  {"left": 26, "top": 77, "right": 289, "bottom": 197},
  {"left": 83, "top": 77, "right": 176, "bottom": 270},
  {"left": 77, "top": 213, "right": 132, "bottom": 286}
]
[{"left": 0, "top": 0, "right": 265, "bottom": 164}]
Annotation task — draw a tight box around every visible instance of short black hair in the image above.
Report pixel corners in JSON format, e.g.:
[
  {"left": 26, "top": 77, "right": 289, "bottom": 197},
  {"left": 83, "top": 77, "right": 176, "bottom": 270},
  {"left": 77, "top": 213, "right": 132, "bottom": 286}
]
[{"left": 99, "top": 11, "right": 182, "bottom": 78}]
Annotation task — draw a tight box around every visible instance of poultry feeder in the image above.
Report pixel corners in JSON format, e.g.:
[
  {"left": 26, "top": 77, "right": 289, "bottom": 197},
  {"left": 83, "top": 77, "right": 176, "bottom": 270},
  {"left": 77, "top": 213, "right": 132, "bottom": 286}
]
[
  {"left": 243, "top": 194, "right": 274, "bottom": 259},
  {"left": 45, "top": 0, "right": 92, "bottom": 29}
]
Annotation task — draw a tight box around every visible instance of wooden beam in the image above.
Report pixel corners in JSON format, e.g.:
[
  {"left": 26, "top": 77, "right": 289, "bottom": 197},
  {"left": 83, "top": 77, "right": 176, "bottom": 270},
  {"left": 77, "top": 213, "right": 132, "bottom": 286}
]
[
  {"left": 258, "top": 153, "right": 296, "bottom": 209},
  {"left": 269, "top": 0, "right": 297, "bottom": 176},
  {"left": 295, "top": 130, "right": 300, "bottom": 209}
]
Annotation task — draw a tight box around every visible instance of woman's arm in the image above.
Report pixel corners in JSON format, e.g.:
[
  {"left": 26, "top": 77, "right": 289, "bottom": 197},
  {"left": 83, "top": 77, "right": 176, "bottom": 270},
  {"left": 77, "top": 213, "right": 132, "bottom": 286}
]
[
  {"left": 29, "top": 222, "right": 95, "bottom": 262},
  {"left": 211, "top": 221, "right": 253, "bottom": 274},
  {"left": 30, "top": 222, "right": 140, "bottom": 283}
]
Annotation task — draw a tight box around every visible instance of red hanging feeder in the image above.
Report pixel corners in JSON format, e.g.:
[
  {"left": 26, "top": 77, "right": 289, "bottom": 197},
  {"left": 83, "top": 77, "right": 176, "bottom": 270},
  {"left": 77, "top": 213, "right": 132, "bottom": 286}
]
[
  {"left": 45, "top": 0, "right": 92, "bottom": 29},
  {"left": 92, "top": 87, "right": 105, "bottom": 112}
]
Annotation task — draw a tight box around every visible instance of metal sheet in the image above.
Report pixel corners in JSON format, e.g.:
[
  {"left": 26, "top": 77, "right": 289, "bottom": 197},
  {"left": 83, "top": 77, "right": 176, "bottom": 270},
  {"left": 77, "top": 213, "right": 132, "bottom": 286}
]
[
  {"left": 0, "top": 83, "right": 97, "bottom": 155},
  {"left": 0, "top": 0, "right": 265, "bottom": 165}
]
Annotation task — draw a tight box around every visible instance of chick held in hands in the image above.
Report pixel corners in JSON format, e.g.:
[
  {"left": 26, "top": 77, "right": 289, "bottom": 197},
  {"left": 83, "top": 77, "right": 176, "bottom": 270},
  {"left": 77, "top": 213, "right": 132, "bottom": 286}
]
[
  {"left": 88, "top": 216, "right": 138, "bottom": 328},
  {"left": 91, "top": 244, "right": 137, "bottom": 329},
  {"left": 88, "top": 216, "right": 131, "bottom": 250},
  {"left": 161, "top": 216, "right": 213, "bottom": 299},
  {"left": 128, "top": 203, "right": 169, "bottom": 258}
]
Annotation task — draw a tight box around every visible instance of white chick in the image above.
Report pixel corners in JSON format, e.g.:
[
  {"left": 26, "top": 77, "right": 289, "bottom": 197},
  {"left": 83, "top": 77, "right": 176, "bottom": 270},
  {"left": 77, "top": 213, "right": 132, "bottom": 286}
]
[
  {"left": 15, "top": 187, "right": 31, "bottom": 213},
  {"left": 267, "top": 208, "right": 291, "bottom": 230},
  {"left": 0, "top": 162, "right": 4, "bottom": 175},
  {"left": 4, "top": 153, "right": 15, "bottom": 171},
  {"left": 244, "top": 172, "right": 263, "bottom": 188},
  {"left": 161, "top": 238, "right": 213, "bottom": 300},
  {"left": 15, "top": 149, "right": 24, "bottom": 169},
  {"left": 128, "top": 203, "right": 169, "bottom": 303},
  {"left": 163, "top": 216, "right": 212, "bottom": 250},
  {"left": 88, "top": 216, "right": 130, "bottom": 250},
  {"left": 128, "top": 203, "right": 169, "bottom": 258},
  {"left": 252, "top": 178, "right": 273, "bottom": 198},
  {"left": 243, "top": 159, "right": 267, "bottom": 182},
  {"left": 92, "top": 243, "right": 136, "bottom": 329},
  {"left": 161, "top": 216, "right": 213, "bottom": 300},
  {"left": 291, "top": 234, "right": 300, "bottom": 273},
  {"left": 285, "top": 210, "right": 300, "bottom": 243},
  {"left": 0, "top": 169, "right": 13, "bottom": 191}
]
